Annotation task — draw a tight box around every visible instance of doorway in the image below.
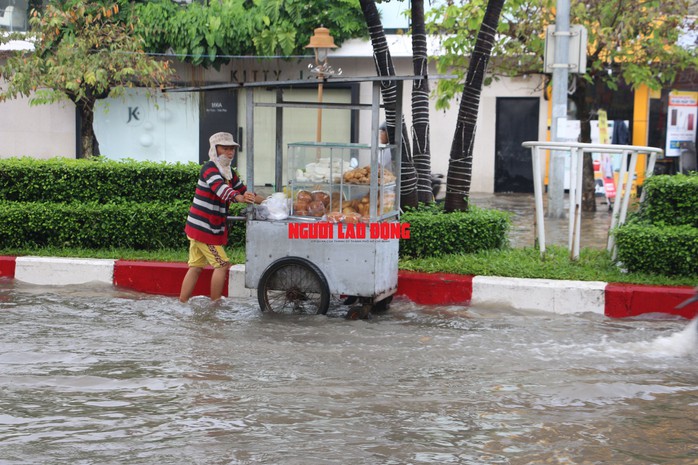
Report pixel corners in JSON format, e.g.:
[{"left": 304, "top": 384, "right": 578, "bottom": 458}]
[
  {"left": 199, "top": 89, "right": 238, "bottom": 165},
  {"left": 495, "top": 97, "right": 539, "bottom": 193}
]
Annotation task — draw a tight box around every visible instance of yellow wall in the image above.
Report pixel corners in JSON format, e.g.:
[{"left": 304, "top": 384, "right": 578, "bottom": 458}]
[{"left": 632, "top": 85, "right": 650, "bottom": 185}]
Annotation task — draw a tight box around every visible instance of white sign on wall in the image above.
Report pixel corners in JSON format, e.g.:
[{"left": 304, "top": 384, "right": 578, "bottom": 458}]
[
  {"left": 665, "top": 91, "right": 698, "bottom": 158},
  {"left": 94, "top": 88, "right": 199, "bottom": 164}
]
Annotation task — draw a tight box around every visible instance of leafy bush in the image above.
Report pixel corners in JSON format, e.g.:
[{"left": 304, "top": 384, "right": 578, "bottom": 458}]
[
  {"left": 0, "top": 157, "right": 199, "bottom": 203},
  {"left": 0, "top": 200, "right": 249, "bottom": 250},
  {"left": 614, "top": 222, "right": 698, "bottom": 276},
  {"left": 226, "top": 203, "right": 248, "bottom": 247},
  {"left": 399, "top": 203, "right": 511, "bottom": 258},
  {"left": 131, "top": 0, "right": 367, "bottom": 67},
  {"left": 0, "top": 200, "right": 189, "bottom": 249},
  {"left": 636, "top": 173, "right": 698, "bottom": 227},
  {"left": 0, "top": 157, "right": 251, "bottom": 251},
  {"left": 612, "top": 173, "right": 697, "bottom": 277}
]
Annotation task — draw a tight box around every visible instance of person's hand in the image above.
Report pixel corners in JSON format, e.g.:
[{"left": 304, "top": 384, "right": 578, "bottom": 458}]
[{"left": 243, "top": 192, "right": 256, "bottom": 203}]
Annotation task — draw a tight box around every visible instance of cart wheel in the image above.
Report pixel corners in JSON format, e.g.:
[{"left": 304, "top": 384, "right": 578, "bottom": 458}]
[{"left": 257, "top": 257, "right": 330, "bottom": 315}]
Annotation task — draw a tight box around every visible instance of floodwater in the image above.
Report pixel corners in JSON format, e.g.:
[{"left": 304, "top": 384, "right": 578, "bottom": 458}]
[
  {"left": 2, "top": 279, "right": 697, "bottom": 464},
  {"left": 469, "top": 193, "right": 615, "bottom": 250}
]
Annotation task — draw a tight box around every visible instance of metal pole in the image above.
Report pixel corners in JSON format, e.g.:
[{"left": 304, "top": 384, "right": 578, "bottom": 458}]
[
  {"left": 245, "top": 88, "right": 254, "bottom": 191},
  {"left": 573, "top": 147, "right": 584, "bottom": 259},
  {"left": 275, "top": 89, "right": 283, "bottom": 192},
  {"left": 245, "top": 87, "right": 255, "bottom": 219},
  {"left": 567, "top": 146, "right": 577, "bottom": 251},
  {"left": 316, "top": 79, "right": 324, "bottom": 144},
  {"left": 548, "top": 0, "right": 570, "bottom": 219},
  {"left": 531, "top": 146, "right": 546, "bottom": 256}
]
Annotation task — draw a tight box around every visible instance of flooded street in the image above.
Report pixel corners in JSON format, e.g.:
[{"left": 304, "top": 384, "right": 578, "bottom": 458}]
[
  {"left": 469, "top": 193, "right": 615, "bottom": 250},
  {"left": 2, "top": 280, "right": 697, "bottom": 464}
]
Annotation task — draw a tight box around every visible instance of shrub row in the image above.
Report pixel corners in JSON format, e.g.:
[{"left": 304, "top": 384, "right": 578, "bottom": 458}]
[
  {"left": 612, "top": 173, "right": 697, "bottom": 276},
  {"left": 636, "top": 173, "right": 698, "bottom": 227},
  {"left": 0, "top": 201, "right": 248, "bottom": 250},
  {"left": 0, "top": 195, "right": 509, "bottom": 257},
  {"left": 614, "top": 223, "right": 698, "bottom": 276},
  {"left": 1, "top": 157, "right": 510, "bottom": 257},
  {"left": 399, "top": 204, "right": 511, "bottom": 258},
  {"left": 0, "top": 157, "right": 200, "bottom": 203}
]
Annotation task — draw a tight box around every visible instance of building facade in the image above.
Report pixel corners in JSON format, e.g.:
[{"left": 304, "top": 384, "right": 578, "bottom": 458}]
[{"left": 1, "top": 33, "right": 548, "bottom": 194}]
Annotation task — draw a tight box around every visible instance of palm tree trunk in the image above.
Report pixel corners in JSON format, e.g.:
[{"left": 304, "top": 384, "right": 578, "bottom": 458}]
[
  {"left": 359, "top": 0, "right": 418, "bottom": 209},
  {"left": 411, "top": 0, "right": 433, "bottom": 204},
  {"left": 571, "top": 77, "right": 597, "bottom": 211},
  {"left": 444, "top": 0, "right": 505, "bottom": 212}
]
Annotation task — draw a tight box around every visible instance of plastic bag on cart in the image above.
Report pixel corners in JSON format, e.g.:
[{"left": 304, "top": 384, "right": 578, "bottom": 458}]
[
  {"left": 253, "top": 204, "right": 270, "bottom": 220},
  {"left": 260, "top": 193, "right": 289, "bottom": 221}
]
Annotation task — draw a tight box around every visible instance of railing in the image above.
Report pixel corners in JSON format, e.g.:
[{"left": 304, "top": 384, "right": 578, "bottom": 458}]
[{"left": 522, "top": 141, "right": 664, "bottom": 260}]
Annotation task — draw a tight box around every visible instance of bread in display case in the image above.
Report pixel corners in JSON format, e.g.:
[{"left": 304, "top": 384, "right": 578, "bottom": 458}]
[{"left": 287, "top": 142, "right": 398, "bottom": 223}]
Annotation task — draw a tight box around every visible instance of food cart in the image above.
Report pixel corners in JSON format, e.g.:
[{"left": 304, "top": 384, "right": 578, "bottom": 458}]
[
  {"left": 242, "top": 76, "right": 414, "bottom": 318},
  {"left": 168, "top": 75, "right": 417, "bottom": 318}
]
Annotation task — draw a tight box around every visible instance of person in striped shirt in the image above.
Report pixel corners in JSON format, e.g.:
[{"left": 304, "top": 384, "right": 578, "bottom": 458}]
[{"left": 179, "top": 132, "right": 263, "bottom": 303}]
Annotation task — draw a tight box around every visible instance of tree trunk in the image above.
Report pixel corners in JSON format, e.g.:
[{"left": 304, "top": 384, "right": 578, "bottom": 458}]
[
  {"left": 411, "top": 0, "right": 433, "bottom": 204},
  {"left": 444, "top": 0, "right": 505, "bottom": 212},
  {"left": 571, "top": 77, "right": 597, "bottom": 211},
  {"left": 77, "top": 100, "right": 99, "bottom": 159},
  {"left": 359, "top": 0, "right": 418, "bottom": 209}
]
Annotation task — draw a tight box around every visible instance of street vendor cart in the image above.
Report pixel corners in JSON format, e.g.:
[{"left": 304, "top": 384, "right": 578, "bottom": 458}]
[
  {"left": 168, "top": 75, "right": 418, "bottom": 317},
  {"left": 242, "top": 77, "right": 413, "bottom": 318}
]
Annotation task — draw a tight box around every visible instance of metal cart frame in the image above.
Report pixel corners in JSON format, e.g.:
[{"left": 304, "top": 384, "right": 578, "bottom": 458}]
[{"left": 168, "top": 75, "right": 424, "bottom": 317}]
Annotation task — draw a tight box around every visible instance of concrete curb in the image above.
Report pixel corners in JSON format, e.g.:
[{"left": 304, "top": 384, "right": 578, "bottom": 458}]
[{"left": 1, "top": 255, "right": 696, "bottom": 319}]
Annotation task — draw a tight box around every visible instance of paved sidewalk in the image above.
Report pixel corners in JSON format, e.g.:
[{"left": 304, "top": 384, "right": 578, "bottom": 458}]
[{"left": 1, "top": 255, "right": 696, "bottom": 319}]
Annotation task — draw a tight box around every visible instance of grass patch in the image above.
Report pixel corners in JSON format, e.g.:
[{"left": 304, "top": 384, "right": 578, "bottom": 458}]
[
  {"left": 0, "top": 246, "right": 244, "bottom": 265},
  {"left": 399, "top": 245, "right": 697, "bottom": 287},
  {"left": 2, "top": 245, "right": 694, "bottom": 287}
]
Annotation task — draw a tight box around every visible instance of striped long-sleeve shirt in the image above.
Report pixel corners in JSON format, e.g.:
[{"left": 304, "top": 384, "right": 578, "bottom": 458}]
[{"left": 184, "top": 161, "right": 247, "bottom": 245}]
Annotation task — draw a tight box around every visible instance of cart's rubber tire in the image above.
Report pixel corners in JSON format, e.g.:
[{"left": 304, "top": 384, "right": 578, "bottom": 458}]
[{"left": 257, "top": 257, "right": 330, "bottom": 315}]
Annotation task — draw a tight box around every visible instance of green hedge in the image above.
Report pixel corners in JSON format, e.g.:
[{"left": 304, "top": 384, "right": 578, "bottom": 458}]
[
  {"left": 1, "top": 157, "right": 511, "bottom": 256},
  {"left": 399, "top": 204, "right": 511, "bottom": 258},
  {"left": 612, "top": 173, "right": 698, "bottom": 277},
  {"left": 0, "top": 157, "right": 200, "bottom": 203},
  {"left": 0, "top": 200, "right": 248, "bottom": 250},
  {"left": 614, "top": 223, "right": 698, "bottom": 276},
  {"left": 636, "top": 173, "right": 698, "bottom": 227},
  {"left": 0, "top": 157, "right": 250, "bottom": 251},
  {"left": 0, "top": 200, "right": 188, "bottom": 249}
]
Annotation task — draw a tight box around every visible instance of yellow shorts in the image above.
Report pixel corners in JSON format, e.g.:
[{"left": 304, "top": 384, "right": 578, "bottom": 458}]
[{"left": 186, "top": 237, "right": 230, "bottom": 268}]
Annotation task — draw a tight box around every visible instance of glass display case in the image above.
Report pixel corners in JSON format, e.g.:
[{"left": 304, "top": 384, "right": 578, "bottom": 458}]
[{"left": 287, "top": 142, "right": 398, "bottom": 223}]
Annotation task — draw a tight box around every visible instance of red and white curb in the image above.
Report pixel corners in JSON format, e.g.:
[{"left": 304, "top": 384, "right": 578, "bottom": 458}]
[{"left": 1, "top": 256, "right": 696, "bottom": 319}]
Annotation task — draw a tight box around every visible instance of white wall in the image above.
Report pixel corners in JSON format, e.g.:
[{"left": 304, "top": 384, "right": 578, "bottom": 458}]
[
  {"left": 93, "top": 88, "right": 199, "bottom": 164},
  {"left": 0, "top": 79, "right": 76, "bottom": 159},
  {"left": 1, "top": 49, "right": 546, "bottom": 193}
]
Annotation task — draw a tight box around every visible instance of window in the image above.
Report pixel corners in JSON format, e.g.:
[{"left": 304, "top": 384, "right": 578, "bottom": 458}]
[{"left": 0, "top": 0, "right": 29, "bottom": 32}]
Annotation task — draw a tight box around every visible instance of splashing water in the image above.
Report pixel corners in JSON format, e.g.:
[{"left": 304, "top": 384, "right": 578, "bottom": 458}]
[
  {"left": 645, "top": 317, "right": 698, "bottom": 357},
  {"left": 604, "top": 317, "right": 698, "bottom": 358}
]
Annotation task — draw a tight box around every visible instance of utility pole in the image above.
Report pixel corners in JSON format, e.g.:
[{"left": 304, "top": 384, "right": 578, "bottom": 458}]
[{"left": 548, "top": 0, "right": 570, "bottom": 218}]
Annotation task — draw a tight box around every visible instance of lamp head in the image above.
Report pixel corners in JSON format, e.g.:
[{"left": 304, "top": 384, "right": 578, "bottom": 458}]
[{"left": 306, "top": 26, "right": 337, "bottom": 64}]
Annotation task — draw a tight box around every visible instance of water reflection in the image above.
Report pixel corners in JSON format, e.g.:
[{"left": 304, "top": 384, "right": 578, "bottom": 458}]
[
  {"left": 469, "top": 192, "right": 615, "bottom": 249},
  {"left": 1, "top": 280, "right": 696, "bottom": 464}
]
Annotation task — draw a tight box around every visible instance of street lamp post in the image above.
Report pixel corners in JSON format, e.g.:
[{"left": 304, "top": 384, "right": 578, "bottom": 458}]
[{"left": 306, "top": 26, "right": 340, "bottom": 144}]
